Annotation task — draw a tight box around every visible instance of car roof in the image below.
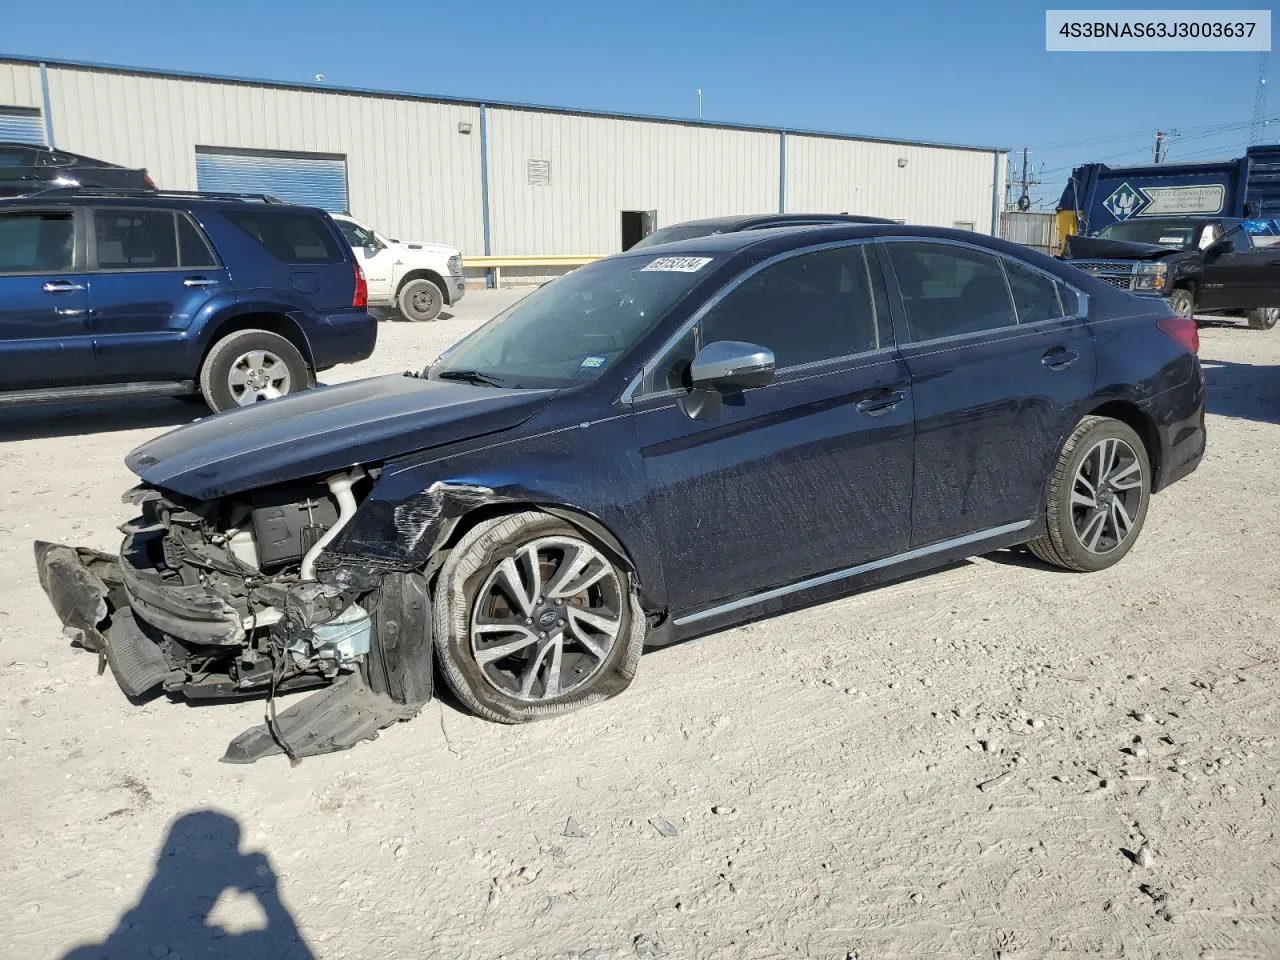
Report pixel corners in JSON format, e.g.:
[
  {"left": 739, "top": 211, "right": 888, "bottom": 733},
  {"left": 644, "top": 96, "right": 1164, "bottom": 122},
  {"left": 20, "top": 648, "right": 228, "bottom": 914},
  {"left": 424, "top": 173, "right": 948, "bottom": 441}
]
[
  {"left": 0, "top": 191, "right": 319, "bottom": 212},
  {"left": 618, "top": 222, "right": 1008, "bottom": 257},
  {"left": 658, "top": 213, "right": 894, "bottom": 233}
]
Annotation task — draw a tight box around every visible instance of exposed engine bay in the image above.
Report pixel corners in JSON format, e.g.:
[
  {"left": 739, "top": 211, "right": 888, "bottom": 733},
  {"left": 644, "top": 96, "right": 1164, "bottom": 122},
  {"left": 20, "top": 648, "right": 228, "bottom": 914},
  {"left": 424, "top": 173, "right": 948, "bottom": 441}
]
[{"left": 35, "top": 466, "right": 435, "bottom": 764}]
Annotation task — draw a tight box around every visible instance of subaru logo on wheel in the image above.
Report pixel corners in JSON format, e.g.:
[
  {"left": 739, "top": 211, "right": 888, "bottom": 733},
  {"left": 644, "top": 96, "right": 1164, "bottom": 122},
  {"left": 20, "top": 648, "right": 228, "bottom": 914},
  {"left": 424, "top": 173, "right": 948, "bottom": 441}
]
[{"left": 538, "top": 609, "right": 559, "bottom": 628}]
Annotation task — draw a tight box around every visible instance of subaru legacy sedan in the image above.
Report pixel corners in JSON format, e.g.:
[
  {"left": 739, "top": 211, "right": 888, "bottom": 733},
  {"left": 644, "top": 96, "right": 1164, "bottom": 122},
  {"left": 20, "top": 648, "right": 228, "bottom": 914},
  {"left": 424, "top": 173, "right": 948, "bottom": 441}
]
[{"left": 36, "top": 224, "right": 1205, "bottom": 762}]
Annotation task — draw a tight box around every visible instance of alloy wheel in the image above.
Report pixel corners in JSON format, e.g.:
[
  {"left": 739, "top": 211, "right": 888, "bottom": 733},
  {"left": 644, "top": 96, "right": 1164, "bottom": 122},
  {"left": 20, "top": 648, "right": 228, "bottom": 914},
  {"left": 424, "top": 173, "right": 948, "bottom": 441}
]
[
  {"left": 470, "top": 536, "right": 622, "bottom": 701},
  {"left": 1070, "top": 437, "right": 1144, "bottom": 554},
  {"left": 228, "top": 349, "right": 292, "bottom": 405}
]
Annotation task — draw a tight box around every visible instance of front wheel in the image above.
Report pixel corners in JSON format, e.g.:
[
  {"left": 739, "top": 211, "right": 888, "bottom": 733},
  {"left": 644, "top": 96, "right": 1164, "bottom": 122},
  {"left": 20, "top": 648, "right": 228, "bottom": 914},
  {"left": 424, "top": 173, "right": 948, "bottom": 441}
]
[
  {"left": 433, "top": 511, "right": 645, "bottom": 723},
  {"left": 397, "top": 278, "right": 445, "bottom": 322},
  {"left": 1027, "top": 416, "right": 1151, "bottom": 572},
  {"left": 1248, "top": 306, "right": 1279, "bottom": 330},
  {"left": 1168, "top": 287, "right": 1195, "bottom": 320}
]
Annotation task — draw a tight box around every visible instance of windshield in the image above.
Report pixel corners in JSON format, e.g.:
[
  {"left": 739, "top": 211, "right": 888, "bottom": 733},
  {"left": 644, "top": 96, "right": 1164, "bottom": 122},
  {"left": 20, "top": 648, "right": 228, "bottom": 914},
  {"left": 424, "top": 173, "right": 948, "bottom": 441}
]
[
  {"left": 1095, "top": 220, "right": 1197, "bottom": 249},
  {"left": 430, "top": 255, "right": 715, "bottom": 388},
  {"left": 630, "top": 223, "right": 728, "bottom": 250}
]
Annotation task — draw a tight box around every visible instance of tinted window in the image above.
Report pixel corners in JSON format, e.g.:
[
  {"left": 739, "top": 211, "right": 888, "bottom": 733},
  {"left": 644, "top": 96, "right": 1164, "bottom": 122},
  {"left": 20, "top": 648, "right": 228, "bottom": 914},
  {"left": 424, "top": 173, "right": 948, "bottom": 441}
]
[
  {"left": 0, "top": 212, "right": 74, "bottom": 273},
  {"left": 0, "top": 147, "right": 36, "bottom": 169},
  {"left": 1226, "top": 229, "right": 1253, "bottom": 253},
  {"left": 177, "top": 214, "right": 219, "bottom": 268},
  {"left": 223, "top": 209, "right": 343, "bottom": 264},
  {"left": 94, "top": 209, "right": 178, "bottom": 270},
  {"left": 886, "top": 242, "right": 1016, "bottom": 341},
  {"left": 1097, "top": 220, "right": 1197, "bottom": 249},
  {"left": 1004, "top": 259, "right": 1065, "bottom": 323}
]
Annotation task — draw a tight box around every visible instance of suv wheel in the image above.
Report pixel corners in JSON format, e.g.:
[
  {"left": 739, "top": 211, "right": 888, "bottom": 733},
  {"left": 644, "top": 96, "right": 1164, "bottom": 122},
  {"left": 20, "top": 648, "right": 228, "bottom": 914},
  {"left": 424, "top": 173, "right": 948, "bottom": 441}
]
[
  {"left": 1168, "top": 287, "right": 1195, "bottom": 319},
  {"left": 1027, "top": 416, "right": 1151, "bottom": 572},
  {"left": 433, "top": 511, "right": 645, "bottom": 723},
  {"left": 200, "top": 329, "right": 311, "bottom": 413},
  {"left": 1248, "top": 307, "right": 1279, "bottom": 330},
  {"left": 397, "top": 278, "right": 445, "bottom": 322}
]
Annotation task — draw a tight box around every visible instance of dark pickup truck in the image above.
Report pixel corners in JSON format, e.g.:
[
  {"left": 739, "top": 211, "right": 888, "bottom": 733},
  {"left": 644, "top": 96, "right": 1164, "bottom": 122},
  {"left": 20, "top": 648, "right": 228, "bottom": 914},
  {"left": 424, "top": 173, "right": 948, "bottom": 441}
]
[{"left": 1063, "top": 215, "right": 1280, "bottom": 329}]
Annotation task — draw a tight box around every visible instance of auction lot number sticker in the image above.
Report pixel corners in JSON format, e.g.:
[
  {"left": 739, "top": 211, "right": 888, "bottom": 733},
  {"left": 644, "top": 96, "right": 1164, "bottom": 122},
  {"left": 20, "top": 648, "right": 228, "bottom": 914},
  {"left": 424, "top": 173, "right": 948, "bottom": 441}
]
[{"left": 642, "top": 257, "right": 714, "bottom": 272}]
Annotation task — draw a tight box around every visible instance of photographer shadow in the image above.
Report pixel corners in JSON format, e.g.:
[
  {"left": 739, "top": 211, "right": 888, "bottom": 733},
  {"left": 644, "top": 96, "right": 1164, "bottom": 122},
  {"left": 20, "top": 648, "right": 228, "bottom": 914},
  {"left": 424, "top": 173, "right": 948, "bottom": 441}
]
[{"left": 61, "top": 810, "right": 314, "bottom": 960}]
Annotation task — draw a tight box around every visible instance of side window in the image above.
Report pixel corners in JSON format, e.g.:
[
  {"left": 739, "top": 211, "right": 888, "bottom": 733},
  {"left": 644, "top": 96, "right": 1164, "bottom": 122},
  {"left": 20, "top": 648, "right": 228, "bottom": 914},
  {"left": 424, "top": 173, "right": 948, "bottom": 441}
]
[
  {"left": 0, "top": 212, "right": 75, "bottom": 274},
  {"left": 337, "top": 219, "right": 375, "bottom": 248},
  {"left": 222, "top": 209, "right": 343, "bottom": 264},
  {"left": 885, "top": 242, "right": 1016, "bottom": 342},
  {"left": 1227, "top": 229, "right": 1253, "bottom": 254},
  {"left": 1003, "top": 259, "right": 1065, "bottom": 324},
  {"left": 177, "top": 214, "right": 219, "bottom": 268},
  {"left": 94, "top": 209, "right": 178, "bottom": 270},
  {"left": 700, "top": 246, "right": 883, "bottom": 369}
]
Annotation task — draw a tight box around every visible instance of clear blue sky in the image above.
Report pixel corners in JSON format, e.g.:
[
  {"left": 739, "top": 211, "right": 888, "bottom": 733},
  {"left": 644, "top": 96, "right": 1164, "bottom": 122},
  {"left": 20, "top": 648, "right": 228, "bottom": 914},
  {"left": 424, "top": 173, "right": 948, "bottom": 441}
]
[{"left": 1, "top": 0, "right": 1272, "bottom": 208}]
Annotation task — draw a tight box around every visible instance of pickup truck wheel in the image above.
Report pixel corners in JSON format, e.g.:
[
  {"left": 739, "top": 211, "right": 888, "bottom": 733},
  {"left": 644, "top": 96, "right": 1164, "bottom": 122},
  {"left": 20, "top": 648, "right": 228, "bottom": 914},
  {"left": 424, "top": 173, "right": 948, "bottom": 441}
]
[
  {"left": 434, "top": 511, "right": 645, "bottom": 723},
  {"left": 200, "top": 329, "right": 311, "bottom": 413},
  {"left": 1247, "top": 307, "right": 1279, "bottom": 330},
  {"left": 1168, "top": 288, "right": 1195, "bottom": 319},
  {"left": 397, "top": 278, "right": 444, "bottom": 322}
]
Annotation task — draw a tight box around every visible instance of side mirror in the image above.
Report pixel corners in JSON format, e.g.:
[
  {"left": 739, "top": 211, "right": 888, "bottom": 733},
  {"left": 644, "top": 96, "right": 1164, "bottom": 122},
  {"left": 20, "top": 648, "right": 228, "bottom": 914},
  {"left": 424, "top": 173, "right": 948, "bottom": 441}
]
[
  {"left": 1203, "top": 239, "right": 1230, "bottom": 260},
  {"left": 689, "top": 340, "right": 775, "bottom": 391},
  {"left": 364, "top": 241, "right": 383, "bottom": 256}
]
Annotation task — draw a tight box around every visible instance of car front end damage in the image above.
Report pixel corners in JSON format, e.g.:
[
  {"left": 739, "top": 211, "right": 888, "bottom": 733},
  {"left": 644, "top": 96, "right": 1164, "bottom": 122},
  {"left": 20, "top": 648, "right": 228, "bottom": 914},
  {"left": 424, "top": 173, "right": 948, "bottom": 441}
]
[{"left": 34, "top": 466, "right": 488, "bottom": 764}]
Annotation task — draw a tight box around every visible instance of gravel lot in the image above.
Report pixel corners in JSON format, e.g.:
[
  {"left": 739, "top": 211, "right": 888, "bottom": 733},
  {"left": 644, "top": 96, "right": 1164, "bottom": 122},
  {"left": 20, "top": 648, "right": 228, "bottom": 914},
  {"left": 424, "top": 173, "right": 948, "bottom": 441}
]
[{"left": 1, "top": 293, "right": 1277, "bottom": 960}]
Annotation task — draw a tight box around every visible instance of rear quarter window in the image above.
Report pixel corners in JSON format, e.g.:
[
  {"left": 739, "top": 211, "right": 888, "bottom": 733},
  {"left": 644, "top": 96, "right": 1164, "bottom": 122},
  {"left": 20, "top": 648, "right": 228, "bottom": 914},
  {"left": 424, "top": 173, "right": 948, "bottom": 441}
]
[{"left": 221, "top": 208, "right": 344, "bottom": 264}]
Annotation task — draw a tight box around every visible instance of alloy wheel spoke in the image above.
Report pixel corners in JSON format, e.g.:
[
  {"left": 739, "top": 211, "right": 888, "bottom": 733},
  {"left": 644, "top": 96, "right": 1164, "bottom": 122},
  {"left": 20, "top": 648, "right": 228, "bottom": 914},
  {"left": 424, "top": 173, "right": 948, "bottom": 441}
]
[
  {"left": 495, "top": 555, "right": 536, "bottom": 617},
  {"left": 1080, "top": 509, "right": 1108, "bottom": 552},
  {"left": 520, "top": 636, "right": 558, "bottom": 698},
  {"left": 228, "top": 366, "right": 251, "bottom": 386},
  {"left": 473, "top": 624, "right": 540, "bottom": 665},
  {"left": 1111, "top": 499, "right": 1133, "bottom": 541},
  {"left": 245, "top": 350, "right": 266, "bottom": 371},
  {"left": 1070, "top": 487, "right": 1097, "bottom": 509},
  {"left": 545, "top": 544, "right": 597, "bottom": 599},
  {"left": 544, "top": 634, "right": 565, "bottom": 698},
  {"left": 1107, "top": 459, "right": 1142, "bottom": 490}
]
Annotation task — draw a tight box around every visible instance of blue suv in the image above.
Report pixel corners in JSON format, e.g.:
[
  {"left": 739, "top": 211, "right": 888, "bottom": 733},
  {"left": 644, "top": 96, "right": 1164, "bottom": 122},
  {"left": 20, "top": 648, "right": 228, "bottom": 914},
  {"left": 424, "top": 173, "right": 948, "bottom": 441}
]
[{"left": 0, "top": 189, "right": 376, "bottom": 412}]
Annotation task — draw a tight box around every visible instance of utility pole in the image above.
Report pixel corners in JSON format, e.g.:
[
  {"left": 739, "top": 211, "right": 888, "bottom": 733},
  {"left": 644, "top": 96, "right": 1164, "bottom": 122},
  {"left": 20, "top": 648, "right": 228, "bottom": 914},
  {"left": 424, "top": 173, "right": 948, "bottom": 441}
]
[
  {"left": 1250, "top": 52, "right": 1269, "bottom": 145},
  {"left": 1012, "top": 147, "right": 1038, "bottom": 211},
  {"left": 1153, "top": 130, "right": 1166, "bottom": 163}
]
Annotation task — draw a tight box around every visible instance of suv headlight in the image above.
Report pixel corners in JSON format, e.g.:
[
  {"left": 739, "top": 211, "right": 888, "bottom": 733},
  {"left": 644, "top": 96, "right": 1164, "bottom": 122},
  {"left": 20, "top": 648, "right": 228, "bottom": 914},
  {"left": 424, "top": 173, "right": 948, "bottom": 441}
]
[{"left": 1133, "top": 262, "right": 1168, "bottom": 291}]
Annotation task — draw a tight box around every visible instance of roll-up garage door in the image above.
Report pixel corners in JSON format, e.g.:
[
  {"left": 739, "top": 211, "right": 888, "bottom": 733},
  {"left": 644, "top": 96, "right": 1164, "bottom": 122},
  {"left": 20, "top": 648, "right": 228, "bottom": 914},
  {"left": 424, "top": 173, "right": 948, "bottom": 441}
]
[
  {"left": 195, "top": 148, "right": 349, "bottom": 212},
  {"left": 0, "top": 108, "right": 46, "bottom": 144}
]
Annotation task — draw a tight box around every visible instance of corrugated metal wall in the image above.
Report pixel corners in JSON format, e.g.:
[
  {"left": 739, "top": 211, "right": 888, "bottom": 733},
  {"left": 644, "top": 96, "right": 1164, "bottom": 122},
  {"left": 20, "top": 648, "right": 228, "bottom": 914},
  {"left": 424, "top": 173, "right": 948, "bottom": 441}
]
[
  {"left": 785, "top": 135, "right": 999, "bottom": 232},
  {"left": 0, "top": 62, "right": 43, "bottom": 110},
  {"left": 487, "top": 109, "right": 781, "bottom": 254},
  {"left": 42, "top": 66, "right": 485, "bottom": 253}
]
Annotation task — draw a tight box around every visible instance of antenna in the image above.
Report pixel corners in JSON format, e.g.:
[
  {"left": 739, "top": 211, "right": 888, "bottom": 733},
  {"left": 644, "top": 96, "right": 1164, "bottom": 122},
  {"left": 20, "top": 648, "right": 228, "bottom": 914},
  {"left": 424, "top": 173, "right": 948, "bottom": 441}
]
[{"left": 1250, "top": 52, "right": 1269, "bottom": 145}]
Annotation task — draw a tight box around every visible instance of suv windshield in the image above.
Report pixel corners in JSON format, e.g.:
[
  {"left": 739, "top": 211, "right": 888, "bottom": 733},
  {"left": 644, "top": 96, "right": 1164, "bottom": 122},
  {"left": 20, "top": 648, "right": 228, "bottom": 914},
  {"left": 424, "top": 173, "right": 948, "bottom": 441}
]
[
  {"left": 431, "top": 255, "right": 715, "bottom": 388},
  {"left": 1095, "top": 220, "right": 1198, "bottom": 249}
]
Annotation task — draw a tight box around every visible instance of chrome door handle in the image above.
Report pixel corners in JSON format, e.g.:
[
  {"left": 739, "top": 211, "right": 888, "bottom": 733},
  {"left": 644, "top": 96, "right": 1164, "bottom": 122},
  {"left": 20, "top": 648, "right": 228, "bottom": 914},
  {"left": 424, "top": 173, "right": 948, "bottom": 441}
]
[
  {"left": 183, "top": 277, "right": 217, "bottom": 288},
  {"left": 56, "top": 308, "right": 87, "bottom": 317},
  {"left": 43, "top": 280, "right": 85, "bottom": 293},
  {"left": 855, "top": 390, "right": 906, "bottom": 416},
  {"left": 1041, "top": 349, "right": 1080, "bottom": 370}
]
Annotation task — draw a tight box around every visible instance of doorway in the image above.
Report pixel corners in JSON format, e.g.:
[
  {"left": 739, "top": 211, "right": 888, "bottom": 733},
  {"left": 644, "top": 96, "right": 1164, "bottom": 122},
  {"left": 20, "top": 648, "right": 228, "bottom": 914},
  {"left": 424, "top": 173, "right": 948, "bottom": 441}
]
[{"left": 621, "top": 210, "right": 657, "bottom": 250}]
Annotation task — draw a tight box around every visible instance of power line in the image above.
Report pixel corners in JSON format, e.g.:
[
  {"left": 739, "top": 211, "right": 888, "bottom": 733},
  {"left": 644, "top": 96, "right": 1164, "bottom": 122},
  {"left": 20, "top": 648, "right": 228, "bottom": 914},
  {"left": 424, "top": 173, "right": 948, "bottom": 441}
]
[{"left": 1250, "top": 52, "right": 1270, "bottom": 145}]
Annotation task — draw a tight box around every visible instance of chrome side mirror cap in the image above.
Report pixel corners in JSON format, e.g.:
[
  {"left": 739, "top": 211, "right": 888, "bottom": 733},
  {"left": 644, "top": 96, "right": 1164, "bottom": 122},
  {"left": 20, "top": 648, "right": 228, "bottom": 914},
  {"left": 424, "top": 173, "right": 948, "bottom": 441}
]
[{"left": 689, "top": 340, "right": 775, "bottom": 391}]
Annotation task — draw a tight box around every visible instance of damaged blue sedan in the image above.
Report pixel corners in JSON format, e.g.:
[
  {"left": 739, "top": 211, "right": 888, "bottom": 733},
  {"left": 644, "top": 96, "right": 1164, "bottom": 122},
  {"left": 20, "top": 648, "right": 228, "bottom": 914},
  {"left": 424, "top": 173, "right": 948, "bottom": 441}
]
[{"left": 35, "top": 223, "right": 1206, "bottom": 762}]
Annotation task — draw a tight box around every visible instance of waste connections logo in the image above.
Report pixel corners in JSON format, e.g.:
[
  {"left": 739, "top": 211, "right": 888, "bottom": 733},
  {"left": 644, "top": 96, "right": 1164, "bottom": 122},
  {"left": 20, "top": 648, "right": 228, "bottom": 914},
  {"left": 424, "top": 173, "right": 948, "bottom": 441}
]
[{"left": 1103, "top": 182, "right": 1148, "bottom": 220}]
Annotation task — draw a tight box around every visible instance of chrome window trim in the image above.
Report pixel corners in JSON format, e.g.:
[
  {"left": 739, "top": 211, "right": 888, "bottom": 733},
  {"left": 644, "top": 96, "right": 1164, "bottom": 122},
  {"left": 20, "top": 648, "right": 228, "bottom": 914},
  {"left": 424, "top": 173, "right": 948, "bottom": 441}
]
[
  {"left": 620, "top": 237, "right": 885, "bottom": 404},
  {"left": 876, "top": 235, "right": 1089, "bottom": 345},
  {"left": 674, "top": 518, "right": 1036, "bottom": 626}
]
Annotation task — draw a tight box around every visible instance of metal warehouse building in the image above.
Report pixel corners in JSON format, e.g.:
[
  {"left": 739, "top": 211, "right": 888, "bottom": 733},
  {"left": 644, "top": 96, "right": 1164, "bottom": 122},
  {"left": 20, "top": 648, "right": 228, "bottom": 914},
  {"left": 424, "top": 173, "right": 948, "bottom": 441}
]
[{"left": 0, "top": 56, "right": 1006, "bottom": 280}]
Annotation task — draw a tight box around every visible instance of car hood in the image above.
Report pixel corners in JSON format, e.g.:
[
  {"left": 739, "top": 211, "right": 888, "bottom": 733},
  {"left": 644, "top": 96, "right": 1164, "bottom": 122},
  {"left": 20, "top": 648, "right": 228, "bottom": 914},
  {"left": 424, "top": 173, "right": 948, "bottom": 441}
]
[
  {"left": 126, "top": 375, "right": 555, "bottom": 500},
  {"left": 1063, "top": 235, "right": 1179, "bottom": 261},
  {"left": 394, "top": 239, "right": 458, "bottom": 257}
]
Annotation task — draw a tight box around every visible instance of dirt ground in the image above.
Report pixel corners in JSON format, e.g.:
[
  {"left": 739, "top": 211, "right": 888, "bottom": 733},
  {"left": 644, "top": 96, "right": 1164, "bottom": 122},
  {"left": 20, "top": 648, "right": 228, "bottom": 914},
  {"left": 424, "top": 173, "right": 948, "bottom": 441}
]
[{"left": 1, "top": 293, "right": 1277, "bottom": 960}]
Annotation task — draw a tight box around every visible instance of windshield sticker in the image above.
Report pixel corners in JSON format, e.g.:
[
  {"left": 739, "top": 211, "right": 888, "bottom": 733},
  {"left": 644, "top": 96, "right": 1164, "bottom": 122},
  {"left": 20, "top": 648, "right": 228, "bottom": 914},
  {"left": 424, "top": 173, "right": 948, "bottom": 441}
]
[
  {"left": 642, "top": 256, "right": 713, "bottom": 273},
  {"left": 1158, "top": 236, "right": 1184, "bottom": 244},
  {"left": 580, "top": 355, "right": 608, "bottom": 369}
]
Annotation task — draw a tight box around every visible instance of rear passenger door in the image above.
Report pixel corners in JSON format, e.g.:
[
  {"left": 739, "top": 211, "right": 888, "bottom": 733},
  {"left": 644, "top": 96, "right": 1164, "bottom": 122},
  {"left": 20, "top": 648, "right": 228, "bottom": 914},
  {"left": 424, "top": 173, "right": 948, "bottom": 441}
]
[
  {"left": 879, "top": 240, "right": 1095, "bottom": 546},
  {"left": 633, "top": 242, "right": 915, "bottom": 614},
  {"left": 0, "top": 207, "right": 96, "bottom": 390},
  {"left": 87, "top": 207, "right": 228, "bottom": 382}
]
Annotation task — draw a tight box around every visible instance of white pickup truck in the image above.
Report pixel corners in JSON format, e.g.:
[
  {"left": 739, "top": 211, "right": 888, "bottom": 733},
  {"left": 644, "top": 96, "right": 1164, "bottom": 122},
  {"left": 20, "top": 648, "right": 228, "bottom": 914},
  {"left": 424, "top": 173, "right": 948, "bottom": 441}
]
[{"left": 332, "top": 213, "right": 465, "bottom": 321}]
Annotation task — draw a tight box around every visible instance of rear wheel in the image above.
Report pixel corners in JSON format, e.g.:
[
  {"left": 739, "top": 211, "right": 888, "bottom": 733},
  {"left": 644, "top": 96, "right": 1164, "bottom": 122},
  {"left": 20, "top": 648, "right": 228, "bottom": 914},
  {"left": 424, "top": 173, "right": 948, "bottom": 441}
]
[
  {"left": 1247, "top": 306, "right": 1279, "bottom": 330},
  {"left": 433, "top": 511, "right": 645, "bottom": 723},
  {"left": 1168, "top": 287, "right": 1195, "bottom": 320},
  {"left": 199, "top": 329, "right": 311, "bottom": 413},
  {"left": 1027, "top": 416, "right": 1151, "bottom": 572},
  {"left": 397, "top": 278, "right": 445, "bottom": 322}
]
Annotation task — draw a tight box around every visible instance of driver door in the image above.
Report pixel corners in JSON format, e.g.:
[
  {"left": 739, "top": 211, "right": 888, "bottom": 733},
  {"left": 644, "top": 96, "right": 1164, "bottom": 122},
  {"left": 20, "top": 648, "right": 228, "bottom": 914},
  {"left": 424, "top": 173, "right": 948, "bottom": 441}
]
[
  {"left": 631, "top": 242, "right": 914, "bottom": 616},
  {"left": 1199, "top": 226, "right": 1280, "bottom": 310},
  {"left": 336, "top": 218, "right": 393, "bottom": 302}
]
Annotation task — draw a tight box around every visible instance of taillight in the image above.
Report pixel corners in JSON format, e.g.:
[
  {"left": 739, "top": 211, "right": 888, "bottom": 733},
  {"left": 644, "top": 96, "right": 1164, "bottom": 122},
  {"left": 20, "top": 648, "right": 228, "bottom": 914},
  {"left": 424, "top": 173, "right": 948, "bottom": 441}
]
[
  {"left": 143, "top": 171, "right": 156, "bottom": 189},
  {"left": 353, "top": 262, "right": 368, "bottom": 309},
  {"left": 1158, "top": 314, "right": 1199, "bottom": 354}
]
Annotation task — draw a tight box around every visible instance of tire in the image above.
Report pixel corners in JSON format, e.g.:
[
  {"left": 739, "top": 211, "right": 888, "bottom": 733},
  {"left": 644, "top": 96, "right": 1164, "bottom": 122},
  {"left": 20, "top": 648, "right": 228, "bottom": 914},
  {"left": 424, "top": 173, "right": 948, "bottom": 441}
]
[
  {"left": 1026, "top": 416, "right": 1151, "bottom": 573},
  {"left": 1247, "top": 306, "right": 1279, "bottom": 330},
  {"left": 397, "top": 278, "right": 445, "bottom": 322},
  {"left": 1168, "top": 287, "right": 1195, "bottom": 320},
  {"left": 199, "top": 329, "right": 311, "bottom": 414},
  {"left": 433, "top": 511, "right": 645, "bottom": 723}
]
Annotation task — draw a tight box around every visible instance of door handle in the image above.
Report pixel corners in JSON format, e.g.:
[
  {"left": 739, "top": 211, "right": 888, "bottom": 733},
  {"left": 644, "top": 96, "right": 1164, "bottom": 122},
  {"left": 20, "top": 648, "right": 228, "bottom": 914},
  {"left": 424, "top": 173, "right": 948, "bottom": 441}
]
[
  {"left": 43, "top": 280, "right": 84, "bottom": 294},
  {"left": 183, "top": 276, "right": 218, "bottom": 288},
  {"left": 1041, "top": 348, "right": 1080, "bottom": 371},
  {"left": 55, "top": 308, "right": 86, "bottom": 317},
  {"left": 855, "top": 390, "right": 906, "bottom": 416}
]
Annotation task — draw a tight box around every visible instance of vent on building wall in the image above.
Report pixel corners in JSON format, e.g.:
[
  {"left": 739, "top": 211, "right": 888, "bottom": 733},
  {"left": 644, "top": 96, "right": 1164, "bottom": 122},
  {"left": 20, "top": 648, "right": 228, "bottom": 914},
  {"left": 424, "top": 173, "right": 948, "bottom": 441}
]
[{"left": 527, "top": 159, "right": 551, "bottom": 186}]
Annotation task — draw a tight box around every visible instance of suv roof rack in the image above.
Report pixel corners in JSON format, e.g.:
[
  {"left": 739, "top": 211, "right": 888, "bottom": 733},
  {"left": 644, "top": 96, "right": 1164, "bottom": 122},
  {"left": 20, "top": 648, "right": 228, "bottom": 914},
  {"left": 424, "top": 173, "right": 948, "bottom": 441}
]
[{"left": 18, "top": 187, "right": 287, "bottom": 203}]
